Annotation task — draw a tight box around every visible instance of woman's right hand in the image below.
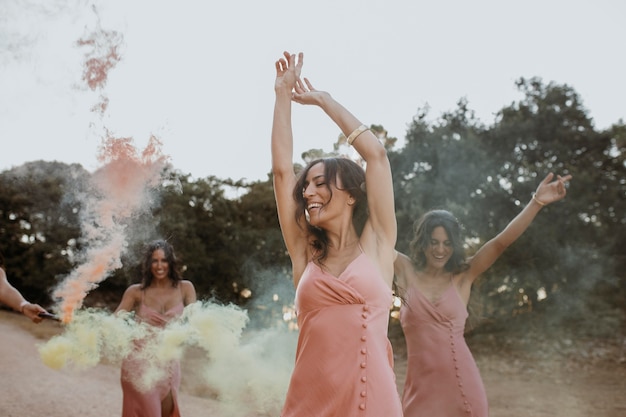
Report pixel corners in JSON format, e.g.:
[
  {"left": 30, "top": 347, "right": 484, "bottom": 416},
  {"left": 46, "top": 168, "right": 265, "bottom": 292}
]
[{"left": 274, "top": 51, "right": 303, "bottom": 94}]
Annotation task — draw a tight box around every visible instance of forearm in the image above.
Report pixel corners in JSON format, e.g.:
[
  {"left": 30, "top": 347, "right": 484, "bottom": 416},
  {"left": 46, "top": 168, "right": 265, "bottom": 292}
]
[
  {"left": 0, "top": 283, "right": 29, "bottom": 312},
  {"left": 496, "top": 197, "right": 544, "bottom": 248},
  {"left": 271, "top": 91, "right": 295, "bottom": 177},
  {"left": 317, "top": 94, "right": 383, "bottom": 161}
]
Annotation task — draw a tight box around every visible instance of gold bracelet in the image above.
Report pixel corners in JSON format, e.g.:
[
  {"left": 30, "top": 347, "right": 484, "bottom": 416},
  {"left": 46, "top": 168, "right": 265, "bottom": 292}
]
[
  {"left": 532, "top": 193, "right": 546, "bottom": 207},
  {"left": 347, "top": 124, "right": 369, "bottom": 146}
]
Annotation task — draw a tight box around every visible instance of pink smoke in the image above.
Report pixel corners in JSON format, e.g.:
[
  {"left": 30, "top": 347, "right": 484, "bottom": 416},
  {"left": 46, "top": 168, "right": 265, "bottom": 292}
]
[{"left": 53, "top": 12, "right": 170, "bottom": 323}]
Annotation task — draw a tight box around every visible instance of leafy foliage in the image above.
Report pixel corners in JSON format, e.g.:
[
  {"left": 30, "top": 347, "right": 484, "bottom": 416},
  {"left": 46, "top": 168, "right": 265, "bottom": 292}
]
[{"left": 0, "top": 78, "right": 623, "bottom": 338}]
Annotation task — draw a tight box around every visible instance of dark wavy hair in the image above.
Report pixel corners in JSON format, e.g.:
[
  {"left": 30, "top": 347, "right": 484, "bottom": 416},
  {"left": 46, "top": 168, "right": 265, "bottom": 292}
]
[
  {"left": 293, "top": 157, "right": 368, "bottom": 262},
  {"left": 409, "top": 210, "right": 469, "bottom": 274},
  {"left": 140, "top": 239, "right": 183, "bottom": 289}
]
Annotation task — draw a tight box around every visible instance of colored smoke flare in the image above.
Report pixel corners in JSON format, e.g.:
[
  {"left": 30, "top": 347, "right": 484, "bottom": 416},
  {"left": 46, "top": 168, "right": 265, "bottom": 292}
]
[{"left": 52, "top": 135, "right": 169, "bottom": 323}]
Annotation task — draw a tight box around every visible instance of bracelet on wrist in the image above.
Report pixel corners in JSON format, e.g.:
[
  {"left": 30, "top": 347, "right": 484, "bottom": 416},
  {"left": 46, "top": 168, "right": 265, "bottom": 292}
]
[
  {"left": 19, "top": 300, "right": 30, "bottom": 313},
  {"left": 347, "top": 124, "right": 369, "bottom": 146},
  {"left": 532, "top": 193, "right": 546, "bottom": 207}
]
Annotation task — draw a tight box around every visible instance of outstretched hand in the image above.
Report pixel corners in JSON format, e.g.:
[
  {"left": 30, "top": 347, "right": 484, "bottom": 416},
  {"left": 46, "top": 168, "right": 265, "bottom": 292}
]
[
  {"left": 534, "top": 172, "right": 573, "bottom": 205},
  {"left": 274, "top": 51, "right": 303, "bottom": 94},
  {"left": 22, "top": 302, "right": 47, "bottom": 324},
  {"left": 292, "top": 76, "right": 329, "bottom": 106}
]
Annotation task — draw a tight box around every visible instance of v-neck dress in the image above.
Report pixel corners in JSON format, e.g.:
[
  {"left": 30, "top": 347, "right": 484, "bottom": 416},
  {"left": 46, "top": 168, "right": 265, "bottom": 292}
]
[
  {"left": 120, "top": 294, "right": 185, "bottom": 417},
  {"left": 281, "top": 252, "right": 403, "bottom": 417},
  {"left": 400, "top": 284, "right": 488, "bottom": 417}
]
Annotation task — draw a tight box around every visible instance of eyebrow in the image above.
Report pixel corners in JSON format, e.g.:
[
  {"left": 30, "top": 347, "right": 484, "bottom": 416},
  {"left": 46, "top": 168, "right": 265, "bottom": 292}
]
[{"left": 307, "top": 174, "right": 325, "bottom": 182}]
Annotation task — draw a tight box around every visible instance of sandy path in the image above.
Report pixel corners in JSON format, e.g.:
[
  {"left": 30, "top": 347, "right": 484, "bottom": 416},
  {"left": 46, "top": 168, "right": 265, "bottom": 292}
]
[
  {"left": 2, "top": 310, "right": 625, "bottom": 417},
  {"left": 0, "top": 315, "right": 224, "bottom": 417}
]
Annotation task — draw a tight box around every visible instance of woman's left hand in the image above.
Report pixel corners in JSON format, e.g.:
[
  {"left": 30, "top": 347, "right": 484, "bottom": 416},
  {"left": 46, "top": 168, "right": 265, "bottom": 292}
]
[{"left": 292, "top": 77, "right": 329, "bottom": 107}]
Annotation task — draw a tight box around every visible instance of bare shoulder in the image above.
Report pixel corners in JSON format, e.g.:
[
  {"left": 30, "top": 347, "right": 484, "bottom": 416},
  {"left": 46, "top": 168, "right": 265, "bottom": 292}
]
[
  {"left": 180, "top": 280, "right": 197, "bottom": 303},
  {"left": 124, "top": 284, "right": 142, "bottom": 296},
  {"left": 394, "top": 252, "right": 413, "bottom": 274},
  {"left": 180, "top": 280, "right": 196, "bottom": 291},
  {"left": 394, "top": 252, "right": 414, "bottom": 289},
  {"left": 115, "top": 284, "right": 142, "bottom": 313}
]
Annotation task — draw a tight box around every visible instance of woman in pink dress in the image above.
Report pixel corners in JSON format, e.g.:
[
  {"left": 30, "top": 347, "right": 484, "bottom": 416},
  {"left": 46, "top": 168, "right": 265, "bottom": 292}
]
[
  {"left": 115, "top": 240, "right": 196, "bottom": 417},
  {"left": 394, "top": 173, "right": 572, "bottom": 417},
  {"left": 272, "top": 51, "right": 402, "bottom": 417}
]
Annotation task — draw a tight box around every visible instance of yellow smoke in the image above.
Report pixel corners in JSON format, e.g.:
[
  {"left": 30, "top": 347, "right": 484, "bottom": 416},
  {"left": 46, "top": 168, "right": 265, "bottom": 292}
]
[{"left": 39, "top": 301, "right": 296, "bottom": 416}]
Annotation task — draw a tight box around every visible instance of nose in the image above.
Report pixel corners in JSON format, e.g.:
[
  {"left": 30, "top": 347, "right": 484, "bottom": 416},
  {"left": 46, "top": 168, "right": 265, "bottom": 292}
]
[{"left": 303, "top": 184, "right": 315, "bottom": 198}]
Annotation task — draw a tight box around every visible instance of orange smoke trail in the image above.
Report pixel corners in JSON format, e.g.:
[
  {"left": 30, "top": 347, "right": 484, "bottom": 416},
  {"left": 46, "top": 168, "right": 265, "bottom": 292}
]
[
  {"left": 52, "top": 12, "right": 171, "bottom": 323},
  {"left": 53, "top": 135, "right": 169, "bottom": 323}
]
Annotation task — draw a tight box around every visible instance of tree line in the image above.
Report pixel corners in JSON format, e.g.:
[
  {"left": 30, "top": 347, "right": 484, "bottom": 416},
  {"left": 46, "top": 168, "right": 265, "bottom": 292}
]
[{"left": 1, "top": 77, "right": 624, "bottom": 336}]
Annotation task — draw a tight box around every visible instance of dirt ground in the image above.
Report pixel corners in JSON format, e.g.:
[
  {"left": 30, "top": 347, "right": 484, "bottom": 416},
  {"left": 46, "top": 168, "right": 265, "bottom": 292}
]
[{"left": 1, "top": 309, "right": 625, "bottom": 417}]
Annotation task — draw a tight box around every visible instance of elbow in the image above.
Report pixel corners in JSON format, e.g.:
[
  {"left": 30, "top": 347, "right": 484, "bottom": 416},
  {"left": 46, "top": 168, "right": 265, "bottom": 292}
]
[{"left": 370, "top": 143, "right": 389, "bottom": 161}]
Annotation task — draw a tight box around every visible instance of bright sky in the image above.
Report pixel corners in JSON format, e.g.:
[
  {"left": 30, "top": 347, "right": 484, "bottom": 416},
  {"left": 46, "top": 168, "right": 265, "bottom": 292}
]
[{"left": 1, "top": 0, "right": 624, "bottom": 182}]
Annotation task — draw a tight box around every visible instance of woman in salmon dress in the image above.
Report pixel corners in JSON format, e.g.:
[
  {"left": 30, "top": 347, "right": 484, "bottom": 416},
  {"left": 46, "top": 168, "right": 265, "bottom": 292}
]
[
  {"left": 115, "top": 240, "right": 197, "bottom": 417},
  {"left": 394, "top": 173, "right": 572, "bottom": 417},
  {"left": 272, "top": 51, "right": 402, "bottom": 417}
]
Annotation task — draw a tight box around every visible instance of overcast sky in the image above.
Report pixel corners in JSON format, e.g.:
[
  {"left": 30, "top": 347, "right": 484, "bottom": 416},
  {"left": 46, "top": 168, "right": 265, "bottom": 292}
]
[{"left": 1, "top": 0, "right": 624, "bottom": 182}]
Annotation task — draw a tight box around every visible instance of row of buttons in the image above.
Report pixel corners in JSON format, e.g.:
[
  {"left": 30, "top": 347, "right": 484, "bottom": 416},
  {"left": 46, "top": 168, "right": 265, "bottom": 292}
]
[
  {"left": 358, "top": 304, "right": 370, "bottom": 411},
  {"left": 449, "top": 321, "right": 472, "bottom": 414}
]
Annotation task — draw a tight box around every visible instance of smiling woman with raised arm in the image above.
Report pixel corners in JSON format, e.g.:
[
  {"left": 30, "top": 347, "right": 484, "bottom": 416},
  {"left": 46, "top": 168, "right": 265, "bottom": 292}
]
[
  {"left": 394, "top": 172, "right": 572, "bottom": 417},
  {"left": 272, "top": 51, "right": 402, "bottom": 417}
]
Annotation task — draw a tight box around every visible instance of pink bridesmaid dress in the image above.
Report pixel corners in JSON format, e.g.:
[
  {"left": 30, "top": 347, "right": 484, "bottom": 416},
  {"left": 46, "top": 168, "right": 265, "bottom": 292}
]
[
  {"left": 281, "top": 251, "right": 403, "bottom": 417},
  {"left": 120, "top": 295, "right": 184, "bottom": 417},
  {"left": 400, "top": 283, "right": 488, "bottom": 417}
]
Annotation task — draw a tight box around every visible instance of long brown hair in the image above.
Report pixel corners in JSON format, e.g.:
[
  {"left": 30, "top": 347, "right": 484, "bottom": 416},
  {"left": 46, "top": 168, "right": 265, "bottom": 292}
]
[
  {"left": 140, "top": 240, "right": 183, "bottom": 289},
  {"left": 409, "top": 210, "right": 469, "bottom": 274},
  {"left": 293, "top": 158, "right": 368, "bottom": 262}
]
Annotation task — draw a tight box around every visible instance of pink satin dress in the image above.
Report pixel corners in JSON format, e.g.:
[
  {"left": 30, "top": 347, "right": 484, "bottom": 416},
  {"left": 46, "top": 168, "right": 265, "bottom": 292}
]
[
  {"left": 281, "top": 251, "right": 403, "bottom": 417},
  {"left": 120, "top": 293, "right": 185, "bottom": 417},
  {"left": 400, "top": 283, "right": 488, "bottom": 417}
]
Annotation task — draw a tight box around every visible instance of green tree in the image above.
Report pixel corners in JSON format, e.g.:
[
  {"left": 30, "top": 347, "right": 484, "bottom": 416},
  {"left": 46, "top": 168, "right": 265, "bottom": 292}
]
[{"left": 0, "top": 161, "right": 87, "bottom": 306}]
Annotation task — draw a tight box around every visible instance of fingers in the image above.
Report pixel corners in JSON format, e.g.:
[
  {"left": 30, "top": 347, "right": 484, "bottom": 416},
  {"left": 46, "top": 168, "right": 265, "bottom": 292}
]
[
  {"left": 294, "top": 78, "right": 306, "bottom": 94},
  {"left": 295, "top": 52, "right": 304, "bottom": 72},
  {"left": 541, "top": 172, "right": 554, "bottom": 185},
  {"left": 303, "top": 77, "right": 315, "bottom": 91}
]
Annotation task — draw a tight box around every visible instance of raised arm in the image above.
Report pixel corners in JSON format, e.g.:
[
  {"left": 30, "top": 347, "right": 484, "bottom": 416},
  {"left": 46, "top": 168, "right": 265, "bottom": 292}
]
[
  {"left": 293, "top": 77, "right": 397, "bottom": 258},
  {"left": 465, "top": 172, "right": 572, "bottom": 283},
  {"left": 271, "top": 52, "right": 308, "bottom": 282}
]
